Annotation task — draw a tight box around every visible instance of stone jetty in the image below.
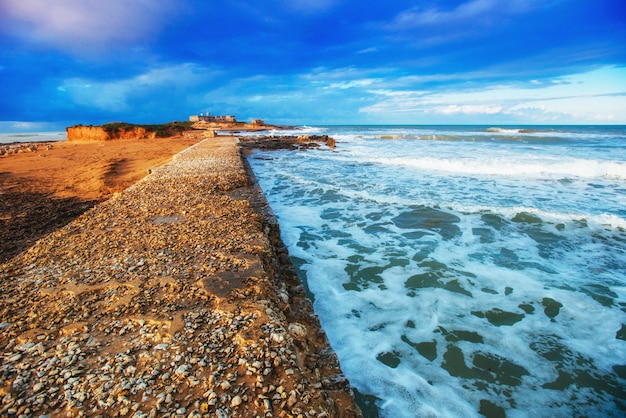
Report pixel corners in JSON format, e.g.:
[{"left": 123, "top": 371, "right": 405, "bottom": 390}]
[{"left": 0, "top": 136, "right": 361, "bottom": 417}]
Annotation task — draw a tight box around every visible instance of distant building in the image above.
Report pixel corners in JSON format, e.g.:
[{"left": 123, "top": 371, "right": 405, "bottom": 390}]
[
  {"left": 251, "top": 119, "right": 264, "bottom": 125},
  {"left": 189, "top": 113, "right": 237, "bottom": 123}
]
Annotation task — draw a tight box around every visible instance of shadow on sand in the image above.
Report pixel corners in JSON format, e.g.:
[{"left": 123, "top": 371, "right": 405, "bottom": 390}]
[{"left": 0, "top": 184, "right": 97, "bottom": 264}]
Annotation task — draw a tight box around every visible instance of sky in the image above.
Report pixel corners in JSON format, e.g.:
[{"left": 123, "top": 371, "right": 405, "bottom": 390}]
[{"left": 1, "top": 0, "right": 625, "bottom": 130}]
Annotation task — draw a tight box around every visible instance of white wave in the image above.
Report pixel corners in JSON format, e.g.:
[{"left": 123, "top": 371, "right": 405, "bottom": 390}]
[
  {"left": 486, "top": 127, "right": 527, "bottom": 134},
  {"left": 249, "top": 136, "right": 626, "bottom": 417},
  {"left": 356, "top": 155, "right": 626, "bottom": 180},
  {"left": 262, "top": 170, "right": 626, "bottom": 231},
  {"left": 489, "top": 206, "right": 626, "bottom": 230},
  {"left": 325, "top": 126, "right": 626, "bottom": 145}
]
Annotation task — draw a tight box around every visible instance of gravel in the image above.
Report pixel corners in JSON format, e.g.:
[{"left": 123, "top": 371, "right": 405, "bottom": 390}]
[{"left": 1, "top": 137, "right": 361, "bottom": 417}]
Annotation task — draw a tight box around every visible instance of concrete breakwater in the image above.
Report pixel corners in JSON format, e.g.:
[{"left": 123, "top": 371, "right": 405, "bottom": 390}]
[{"left": 0, "top": 137, "right": 361, "bottom": 417}]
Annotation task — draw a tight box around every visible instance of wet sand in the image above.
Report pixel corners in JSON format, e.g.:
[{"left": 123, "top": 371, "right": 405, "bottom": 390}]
[{"left": 0, "top": 135, "right": 361, "bottom": 417}]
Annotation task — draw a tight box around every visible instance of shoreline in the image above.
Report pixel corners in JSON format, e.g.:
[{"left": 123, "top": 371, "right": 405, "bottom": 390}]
[{"left": 0, "top": 134, "right": 361, "bottom": 416}]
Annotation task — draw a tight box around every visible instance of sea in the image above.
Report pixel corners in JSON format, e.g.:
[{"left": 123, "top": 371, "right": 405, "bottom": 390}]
[
  {"left": 246, "top": 125, "right": 626, "bottom": 418},
  {"left": 0, "top": 131, "right": 66, "bottom": 144}
]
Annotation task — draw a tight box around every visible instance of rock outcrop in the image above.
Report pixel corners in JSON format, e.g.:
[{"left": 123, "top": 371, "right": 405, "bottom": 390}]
[
  {"left": 239, "top": 135, "right": 337, "bottom": 151},
  {"left": 66, "top": 126, "right": 156, "bottom": 142}
]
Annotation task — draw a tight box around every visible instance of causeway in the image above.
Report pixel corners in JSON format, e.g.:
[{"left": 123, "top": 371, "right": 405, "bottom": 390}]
[{"left": 0, "top": 137, "right": 361, "bottom": 417}]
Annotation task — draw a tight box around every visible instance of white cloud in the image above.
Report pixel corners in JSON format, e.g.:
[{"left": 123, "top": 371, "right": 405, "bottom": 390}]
[
  {"left": 357, "top": 47, "right": 378, "bottom": 54},
  {"left": 507, "top": 94, "right": 626, "bottom": 122},
  {"left": 368, "top": 89, "right": 428, "bottom": 97},
  {"left": 359, "top": 66, "right": 626, "bottom": 123},
  {"left": 328, "top": 79, "right": 379, "bottom": 90},
  {"left": 0, "top": 120, "right": 68, "bottom": 133},
  {"left": 58, "top": 64, "right": 219, "bottom": 111},
  {"left": 392, "top": 0, "right": 495, "bottom": 28},
  {"left": 303, "top": 66, "right": 381, "bottom": 81},
  {"left": 436, "top": 104, "right": 503, "bottom": 115},
  {"left": 594, "top": 114, "right": 615, "bottom": 121},
  {"left": 3, "top": 0, "right": 175, "bottom": 53},
  {"left": 60, "top": 79, "right": 129, "bottom": 111},
  {"left": 389, "top": 0, "right": 540, "bottom": 29}
]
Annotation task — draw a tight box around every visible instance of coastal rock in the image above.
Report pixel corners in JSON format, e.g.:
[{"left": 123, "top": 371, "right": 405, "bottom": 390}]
[
  {"left": 239, "top": 134, "right": 337, "bottom": 151},
  {"left": 66, "top": 126, "right": 156, "bottom": 142},
  {"left": 0, "top": 143, "right": 48, "bottom": 157}
]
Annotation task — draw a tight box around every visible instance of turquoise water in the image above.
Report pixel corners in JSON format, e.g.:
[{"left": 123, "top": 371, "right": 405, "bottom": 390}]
[{"left": 248, "top": 125, "right": 626, "bottom": 417}]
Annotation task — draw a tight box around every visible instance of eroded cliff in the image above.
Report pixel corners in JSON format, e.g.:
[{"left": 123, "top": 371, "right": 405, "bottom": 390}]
[
  {"left": 66, "top": 122, "right": 195, "bottom": 142},
  {"left": 66, "top": 126, "right": 156, "bottom": 142}
]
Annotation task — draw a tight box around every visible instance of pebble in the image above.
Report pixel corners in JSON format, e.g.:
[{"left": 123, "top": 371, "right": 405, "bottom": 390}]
[
  {"left": 0, "top": 136, "right": 361, "bottom": 418},
  {"left": 231, "top": 395, "right": 242, "bottom": 407}
]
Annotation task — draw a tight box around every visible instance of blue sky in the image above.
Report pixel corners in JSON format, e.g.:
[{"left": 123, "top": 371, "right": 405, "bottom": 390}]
[{"left": 1, "top": 0, "right": 625, "bottom": 130}]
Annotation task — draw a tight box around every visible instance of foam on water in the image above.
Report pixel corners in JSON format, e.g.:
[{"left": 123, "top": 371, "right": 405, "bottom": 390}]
[
  {"left": 249, "top": 126, "right": 626, "bottom": 417},
  {"left": 358, "top": 155, "right": 626, "bottom": 180}
]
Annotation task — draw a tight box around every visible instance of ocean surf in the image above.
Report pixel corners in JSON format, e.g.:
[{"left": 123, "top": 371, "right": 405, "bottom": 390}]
[{"left": 248, "top": 125, "right": 626, "bottom": 417}]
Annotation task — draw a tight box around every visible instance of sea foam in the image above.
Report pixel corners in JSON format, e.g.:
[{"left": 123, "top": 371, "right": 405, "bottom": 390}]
[{"left": 249, "top": 125, "right": 626, "bottom": 417}]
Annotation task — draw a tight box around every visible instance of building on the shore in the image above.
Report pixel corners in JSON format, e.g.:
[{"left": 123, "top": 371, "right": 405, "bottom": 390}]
[
  {"left": 251, "top": 119, "right": 264, "bottom": 125},
  {"left": 189, "top": 113, "right": 236, "bottom": 123}
]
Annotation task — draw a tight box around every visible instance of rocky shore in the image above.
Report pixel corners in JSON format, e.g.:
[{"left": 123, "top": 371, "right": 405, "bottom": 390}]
[
  {"left": 0, "top": 136, "right": 361, "bottom": 417},
  {"left": 0, "top": 142, "right": 56, "bottom": 157},
  {"left": 239, "top": 135, "right": 336, "bottom": 151}
]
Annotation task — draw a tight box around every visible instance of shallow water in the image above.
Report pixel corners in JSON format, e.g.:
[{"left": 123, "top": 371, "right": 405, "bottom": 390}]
[{"left": 249, "top": 125, "right": 626, "bottom": 417}]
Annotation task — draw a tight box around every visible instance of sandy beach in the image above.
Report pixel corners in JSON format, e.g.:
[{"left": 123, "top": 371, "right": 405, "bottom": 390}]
[
  {"left": 0, "top": 133, "right": 361, "bottom": 417},
  {"left": 0, "top": 134, "right": 208, "bottom": 264}
]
